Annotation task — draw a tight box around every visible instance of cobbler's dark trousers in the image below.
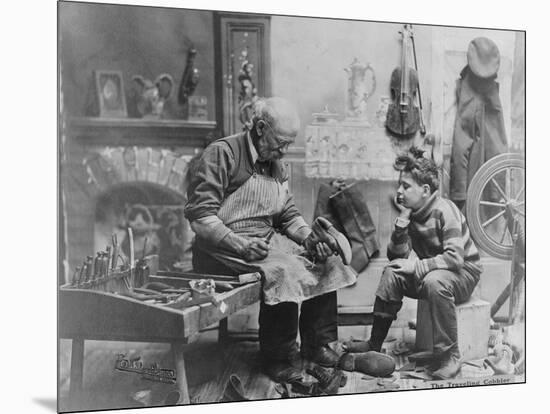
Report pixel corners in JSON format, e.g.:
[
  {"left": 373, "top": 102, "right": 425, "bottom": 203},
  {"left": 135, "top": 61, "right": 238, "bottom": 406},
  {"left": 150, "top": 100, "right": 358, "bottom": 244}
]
[
  {"left": 259, "top": 291, "right": 337, "bottom": 361},
  {"left": 192, "top": 247, "right": 337, "bottom": 361},
  {"left": 375, "top": 266, "right": 479, "bottom": 356}
]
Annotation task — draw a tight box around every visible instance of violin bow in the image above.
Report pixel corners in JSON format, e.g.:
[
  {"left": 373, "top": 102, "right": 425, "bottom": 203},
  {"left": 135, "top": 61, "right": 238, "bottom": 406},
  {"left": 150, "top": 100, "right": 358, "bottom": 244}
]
[{"left": 410, "top": 26, "right": 427, "bottom": 136}]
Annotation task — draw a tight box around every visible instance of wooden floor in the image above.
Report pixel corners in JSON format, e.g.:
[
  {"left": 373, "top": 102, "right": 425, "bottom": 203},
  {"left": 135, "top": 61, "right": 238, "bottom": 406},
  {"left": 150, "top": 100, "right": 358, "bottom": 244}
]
[{"left": 58, "top": 331, "right": 523, "bottom": 412}]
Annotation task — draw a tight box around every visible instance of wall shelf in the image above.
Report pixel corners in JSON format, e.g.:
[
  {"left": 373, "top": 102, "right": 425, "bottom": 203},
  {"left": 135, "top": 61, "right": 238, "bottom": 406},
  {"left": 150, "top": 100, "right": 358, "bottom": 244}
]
[{"left": 65, "top": 117, "right": 219, "bottom": 147}]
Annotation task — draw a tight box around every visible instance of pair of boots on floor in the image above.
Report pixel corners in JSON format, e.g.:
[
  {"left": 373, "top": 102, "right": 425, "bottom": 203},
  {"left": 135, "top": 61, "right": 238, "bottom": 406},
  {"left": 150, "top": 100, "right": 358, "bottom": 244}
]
[
  {"left": 343, "top": 311, "right": 462, "bottom": 380},
  {"left": 262, "top": 341, "right": 396, "bottom": 384}
]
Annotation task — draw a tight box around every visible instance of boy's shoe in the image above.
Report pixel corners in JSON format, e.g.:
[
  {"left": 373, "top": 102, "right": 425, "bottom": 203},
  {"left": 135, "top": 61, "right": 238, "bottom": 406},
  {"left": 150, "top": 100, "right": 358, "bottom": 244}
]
[
  {"left": 338, "top": 351, "right": 396, "bottom": 377},
  {"left": 431, "top": 354, "right": 462, "bottom": 380},
  {"left": 425, "top": 358, "right": 442, "bottom": 374}
]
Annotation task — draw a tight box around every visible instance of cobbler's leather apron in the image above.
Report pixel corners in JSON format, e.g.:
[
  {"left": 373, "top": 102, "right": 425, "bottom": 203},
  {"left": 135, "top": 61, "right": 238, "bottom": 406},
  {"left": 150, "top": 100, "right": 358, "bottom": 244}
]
[{"left": 196, "top": 172, "right": 357, "bottom": 305}]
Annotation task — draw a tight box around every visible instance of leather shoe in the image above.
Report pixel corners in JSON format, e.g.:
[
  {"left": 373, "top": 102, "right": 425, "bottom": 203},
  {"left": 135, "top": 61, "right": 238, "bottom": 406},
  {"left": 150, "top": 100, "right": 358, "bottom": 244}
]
[
  {"left": 306, "top": 364, "right": 345, "bottom": 395},
  {"left": 308, "top": 345, "right": 340, "bottom": 367},
  {"left": 338, "top": 351, "right": 395, "bottom": 377},
  {"left": 307, "top": 217, "right": 352, "bottom": 265},
  {"left": 431, "top": 354, "right": 461, "bottom": 380},
  {"left": 263, "top": 359, "right": 303, "bottom": 383}
]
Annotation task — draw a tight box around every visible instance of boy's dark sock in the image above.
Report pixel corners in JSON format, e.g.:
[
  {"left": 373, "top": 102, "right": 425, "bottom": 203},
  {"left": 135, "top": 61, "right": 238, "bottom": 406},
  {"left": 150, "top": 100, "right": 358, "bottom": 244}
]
[{"left": 368, "top": 314, "right": 394, "bottom": 352}]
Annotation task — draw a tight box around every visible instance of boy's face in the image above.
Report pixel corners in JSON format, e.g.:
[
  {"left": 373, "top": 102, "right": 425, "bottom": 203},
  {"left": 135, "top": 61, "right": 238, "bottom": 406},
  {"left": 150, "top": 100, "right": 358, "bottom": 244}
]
[{"left": 396, "top": 171, "right": 431, "bottom": 211}]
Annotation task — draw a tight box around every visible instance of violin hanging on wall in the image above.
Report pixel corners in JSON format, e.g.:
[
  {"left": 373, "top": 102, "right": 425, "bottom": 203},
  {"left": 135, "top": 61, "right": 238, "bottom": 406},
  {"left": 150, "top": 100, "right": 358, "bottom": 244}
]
[{"left": 385, "top": 24, "right": 426, "bottom": 137}]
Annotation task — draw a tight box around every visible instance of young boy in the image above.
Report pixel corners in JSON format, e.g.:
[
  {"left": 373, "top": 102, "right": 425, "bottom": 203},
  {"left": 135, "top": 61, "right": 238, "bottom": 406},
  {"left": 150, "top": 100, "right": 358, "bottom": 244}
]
[{"left": 344, "top": 148, "right": 482, "bottom": 379}]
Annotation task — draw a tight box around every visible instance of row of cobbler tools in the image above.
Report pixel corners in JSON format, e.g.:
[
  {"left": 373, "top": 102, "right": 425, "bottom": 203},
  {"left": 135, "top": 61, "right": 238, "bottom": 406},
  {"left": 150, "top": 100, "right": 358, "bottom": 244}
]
[{"left": 69, "top": 233, "right": 136, "bottom": 291}]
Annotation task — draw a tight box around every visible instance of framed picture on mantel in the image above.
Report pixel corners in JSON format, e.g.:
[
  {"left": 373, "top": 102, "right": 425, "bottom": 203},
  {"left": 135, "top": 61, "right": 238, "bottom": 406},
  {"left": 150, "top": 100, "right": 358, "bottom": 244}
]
[{"left": 95, "top": 70, "right": 128, "bottom": 118}]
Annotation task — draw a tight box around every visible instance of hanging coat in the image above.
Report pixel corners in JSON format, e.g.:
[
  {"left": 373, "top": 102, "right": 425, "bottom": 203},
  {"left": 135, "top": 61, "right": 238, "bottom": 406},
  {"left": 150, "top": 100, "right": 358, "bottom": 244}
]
[{"left": 450, "top": 66, "right": 508, "bottom": 204}]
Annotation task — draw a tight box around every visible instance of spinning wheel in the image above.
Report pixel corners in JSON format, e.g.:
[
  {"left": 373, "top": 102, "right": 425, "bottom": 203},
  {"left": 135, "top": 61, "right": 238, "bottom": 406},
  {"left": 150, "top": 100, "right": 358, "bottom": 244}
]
[{"left": 465, "top": 153, "right": 525, "bottom": 260}]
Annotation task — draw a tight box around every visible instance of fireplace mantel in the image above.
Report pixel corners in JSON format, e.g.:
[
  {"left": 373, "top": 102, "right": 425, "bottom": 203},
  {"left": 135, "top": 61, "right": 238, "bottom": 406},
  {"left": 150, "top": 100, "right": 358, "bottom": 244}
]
[{"left": 65, "top": 116, "right": 219, "bottom": 147}]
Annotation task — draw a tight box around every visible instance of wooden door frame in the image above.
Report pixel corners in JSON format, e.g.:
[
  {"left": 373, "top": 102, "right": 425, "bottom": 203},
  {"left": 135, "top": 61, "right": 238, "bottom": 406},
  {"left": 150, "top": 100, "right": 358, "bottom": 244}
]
[{"left": 213, "top": 12, "right": 271, "bottom": 137}]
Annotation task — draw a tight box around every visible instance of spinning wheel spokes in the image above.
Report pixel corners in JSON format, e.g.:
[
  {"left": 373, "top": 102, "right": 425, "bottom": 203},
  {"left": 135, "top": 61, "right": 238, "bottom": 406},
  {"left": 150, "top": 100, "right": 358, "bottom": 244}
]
[
  {"left": 466, "top": 153, "right": 525, "bottom": 260},
  {"left": 490, "top": 178, "right": 508, "bottom": 201},
  {"left": 481, "top": 210, "right": 506, "bottom": 228},
  {"left": 506, "top": 166, "right": 511, "bottom": 200},
  {"left": 479, "top": 200, "right": 506, "bottom": 208},
  {"left": 514, "top": 185, "right": 525, "bottom": 202},
  {"left": 498, "top": 224, "right": 509, "bottom": 244}
]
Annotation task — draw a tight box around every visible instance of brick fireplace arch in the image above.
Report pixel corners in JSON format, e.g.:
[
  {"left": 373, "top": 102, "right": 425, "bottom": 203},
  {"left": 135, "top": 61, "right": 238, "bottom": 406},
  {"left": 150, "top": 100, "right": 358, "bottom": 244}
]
[{"left": 62, "top": 143, "right": 201, "bottom": 283}]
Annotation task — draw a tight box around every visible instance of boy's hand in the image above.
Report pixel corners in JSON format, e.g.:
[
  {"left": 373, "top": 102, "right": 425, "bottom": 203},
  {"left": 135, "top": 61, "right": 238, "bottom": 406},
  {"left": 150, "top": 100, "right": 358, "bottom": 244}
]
[
  {"left": 387, "top": 258, "right": 416, "bottom": 275},
  {"left": 392, "top": 195, "right": 412, "bottom": 219}
]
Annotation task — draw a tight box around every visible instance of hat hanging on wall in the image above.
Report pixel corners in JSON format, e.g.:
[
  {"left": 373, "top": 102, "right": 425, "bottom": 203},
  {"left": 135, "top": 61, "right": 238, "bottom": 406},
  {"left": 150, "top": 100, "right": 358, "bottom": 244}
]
[{"left": 467, "top": 37, "right": 501, "bottom": 79}]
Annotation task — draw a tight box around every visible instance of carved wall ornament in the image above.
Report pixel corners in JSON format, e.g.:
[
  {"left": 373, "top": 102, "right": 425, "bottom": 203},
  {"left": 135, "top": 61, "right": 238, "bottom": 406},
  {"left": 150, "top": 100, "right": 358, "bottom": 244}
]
[{"left": 237, "top": 47, "right": 258, "bottom": 129}]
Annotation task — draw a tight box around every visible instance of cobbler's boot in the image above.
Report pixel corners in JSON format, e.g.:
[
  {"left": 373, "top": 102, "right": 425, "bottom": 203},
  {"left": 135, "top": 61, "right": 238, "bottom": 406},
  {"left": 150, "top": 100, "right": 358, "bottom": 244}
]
[{"left": 305, "top": 345, "right": 340, "bottom": 368}]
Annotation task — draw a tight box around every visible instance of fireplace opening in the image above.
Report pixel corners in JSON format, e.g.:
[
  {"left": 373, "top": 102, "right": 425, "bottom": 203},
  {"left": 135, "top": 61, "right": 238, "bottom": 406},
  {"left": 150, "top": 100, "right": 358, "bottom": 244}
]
[{"left": 94, "top": 181, "right": 193, "bottom": 272}]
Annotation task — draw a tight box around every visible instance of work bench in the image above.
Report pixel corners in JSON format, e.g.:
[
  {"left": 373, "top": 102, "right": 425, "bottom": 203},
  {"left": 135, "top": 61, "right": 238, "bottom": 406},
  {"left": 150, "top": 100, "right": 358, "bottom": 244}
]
[{"left": 59, "top": 272, "right": 261, "bottom": 406}]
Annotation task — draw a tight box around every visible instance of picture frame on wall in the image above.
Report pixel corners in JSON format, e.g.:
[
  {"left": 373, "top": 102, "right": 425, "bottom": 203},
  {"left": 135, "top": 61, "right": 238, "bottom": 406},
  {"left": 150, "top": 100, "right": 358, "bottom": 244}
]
[{"left": 94, "top": 70, "right": 128, "bottom": 118}]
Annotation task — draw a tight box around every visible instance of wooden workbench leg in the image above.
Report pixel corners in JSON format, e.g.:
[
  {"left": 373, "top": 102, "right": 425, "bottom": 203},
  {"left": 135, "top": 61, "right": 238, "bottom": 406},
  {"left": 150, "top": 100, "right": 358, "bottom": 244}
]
[
  {"left": 218, "top": 317, "right": 229, "bottom": 344},
  {"left": 69, "top": 338, "right": 85, "bottom": 408},
  {"left": 171, "top": 341, "right": 190, "bottom": 405}
]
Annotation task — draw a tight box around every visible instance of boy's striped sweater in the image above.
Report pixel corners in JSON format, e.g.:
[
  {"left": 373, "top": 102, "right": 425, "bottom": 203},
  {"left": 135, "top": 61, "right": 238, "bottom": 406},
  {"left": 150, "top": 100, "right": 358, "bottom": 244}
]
[{"left": 388, "top": 191, "right": 482, "bottom": 279}]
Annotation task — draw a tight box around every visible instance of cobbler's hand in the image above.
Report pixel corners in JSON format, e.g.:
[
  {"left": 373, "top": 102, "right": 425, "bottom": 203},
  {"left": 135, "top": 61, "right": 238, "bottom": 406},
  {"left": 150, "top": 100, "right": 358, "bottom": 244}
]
[
  {"left": 304, "top": 233, "right": 334, "bottom": 263},
  {"left": 238, "top": 237, "right": 269, "bottom": 262},
  {"left": 387, "top": 258, "right": 416, "bottom": 275},
  {"left": 314, "top": 242, "right": 333, "bottom": 263}
]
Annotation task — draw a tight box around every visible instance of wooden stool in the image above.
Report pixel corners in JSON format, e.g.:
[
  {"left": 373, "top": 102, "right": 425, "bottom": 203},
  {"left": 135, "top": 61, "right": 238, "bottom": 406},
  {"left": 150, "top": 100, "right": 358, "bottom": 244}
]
[{"left": 415, "top": 297, "right": 490, "bottom": 361}]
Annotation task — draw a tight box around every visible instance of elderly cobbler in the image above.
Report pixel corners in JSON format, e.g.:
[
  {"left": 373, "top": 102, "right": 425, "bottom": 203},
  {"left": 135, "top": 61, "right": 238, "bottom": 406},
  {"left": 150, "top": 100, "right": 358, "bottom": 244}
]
[{"left": 184, "top": 97, "right": 357, "bottom": 382}]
